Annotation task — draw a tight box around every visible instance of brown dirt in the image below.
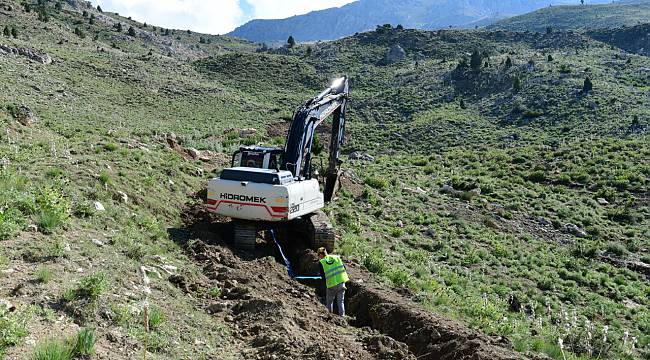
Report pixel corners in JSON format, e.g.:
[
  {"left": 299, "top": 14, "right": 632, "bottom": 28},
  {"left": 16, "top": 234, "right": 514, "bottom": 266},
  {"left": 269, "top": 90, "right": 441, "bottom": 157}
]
[{"left": 177, "top": 199, "right": 536, "bottom": 360}]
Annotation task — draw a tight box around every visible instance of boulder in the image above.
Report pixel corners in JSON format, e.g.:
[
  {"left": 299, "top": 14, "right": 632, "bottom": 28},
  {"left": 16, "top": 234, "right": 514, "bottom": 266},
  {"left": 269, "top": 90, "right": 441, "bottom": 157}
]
[
  {"left": 239, "top": 128, "right": 257, "bottom": 137},
  {"left": 597, "top": 198, "right": 609, "bottom": 206},
  {"left": 93, "top": 201, "right": 105, "bottom": 211},
  {"left": 13, "top": 106, "right": 38, "bottom": 126},
  {"left": 384, "top": 44, "right": 406, "bottom": 64},
  {"left": 187, "top": 148, "right": 200, "bottom": 159},
  {"left": 564, "top": 223, "right": 587, "bottom": 238},
  {"left": 402, "top": 187, "right": 426, "bottom": 195},
  {"left": 348, "top": 151, "right": 375, "bottom": 162}
]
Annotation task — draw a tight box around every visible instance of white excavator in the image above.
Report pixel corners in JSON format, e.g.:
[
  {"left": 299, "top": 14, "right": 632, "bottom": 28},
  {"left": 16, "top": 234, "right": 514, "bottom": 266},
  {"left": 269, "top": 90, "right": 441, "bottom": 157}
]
[{"left": 206, "top": 77, "right": 349, "bottom": 252}]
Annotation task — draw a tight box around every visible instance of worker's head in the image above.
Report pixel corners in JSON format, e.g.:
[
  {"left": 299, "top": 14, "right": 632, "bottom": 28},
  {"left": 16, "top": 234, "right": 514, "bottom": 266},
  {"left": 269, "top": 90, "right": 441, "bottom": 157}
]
[{"left": 317, "top": 247, "right": 327, "bottom": 259}]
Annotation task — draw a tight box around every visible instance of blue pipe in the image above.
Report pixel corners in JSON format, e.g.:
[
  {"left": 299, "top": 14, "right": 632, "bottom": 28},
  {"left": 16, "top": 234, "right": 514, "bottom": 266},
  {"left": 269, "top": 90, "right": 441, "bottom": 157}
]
[{"left": 269, "top": 229, "right": 322, "bottom": 281}]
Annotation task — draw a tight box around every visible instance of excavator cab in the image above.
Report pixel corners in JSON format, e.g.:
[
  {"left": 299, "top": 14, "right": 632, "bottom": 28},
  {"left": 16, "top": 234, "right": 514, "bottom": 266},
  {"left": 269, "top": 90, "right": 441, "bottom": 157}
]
[{"left": 232, "top": 146, "right": 284, "bottom": 170}]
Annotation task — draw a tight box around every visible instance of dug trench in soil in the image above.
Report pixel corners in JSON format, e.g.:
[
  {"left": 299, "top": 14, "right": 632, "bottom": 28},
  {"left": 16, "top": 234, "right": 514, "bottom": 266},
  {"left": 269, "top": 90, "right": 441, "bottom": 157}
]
[{"left": 175, "top": 196, "right": 540, "bottom": 360}]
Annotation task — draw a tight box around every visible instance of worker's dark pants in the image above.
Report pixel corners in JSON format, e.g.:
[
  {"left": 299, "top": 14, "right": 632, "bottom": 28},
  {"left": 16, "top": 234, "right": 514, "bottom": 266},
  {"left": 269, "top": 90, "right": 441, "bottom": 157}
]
[{"left": 326, "top": 283, "right": 346, "bottom": 316}]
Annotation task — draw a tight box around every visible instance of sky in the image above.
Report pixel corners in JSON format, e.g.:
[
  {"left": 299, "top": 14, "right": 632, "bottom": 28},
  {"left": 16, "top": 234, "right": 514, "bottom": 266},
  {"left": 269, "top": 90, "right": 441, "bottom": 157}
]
[{"left": 91, "top": 0, "right": 357, "bottom": 35}]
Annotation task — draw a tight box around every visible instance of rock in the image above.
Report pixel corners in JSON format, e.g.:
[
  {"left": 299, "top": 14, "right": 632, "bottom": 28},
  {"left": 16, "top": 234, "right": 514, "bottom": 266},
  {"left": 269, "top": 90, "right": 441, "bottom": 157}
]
[
  {"left": 402, "top": 187, "right": 426, "bottom": 195},
  {"left": 91, "top": 239, "right": 104, "bottom": 247},
  {"left": 597, "top": 198, "right": 609, "bottom": 205},
  {"left": 424, "top": 228, "right": 436, "bottom": 238},
  {"left": 397, "top": 220, "right": 404, "bottom": 228},
  {"left": 348, "top": 151, "right": 374, "bottom": 162},
  {"left": 537, "top": 217, "right": 551, "bottom": 226},
  {"left": 206, "top": 302, "right": 229, "bottom": 314},
  {"left": 564, "top": 223, "right": 588, "bottom": 238},
  {"left": 0, "top": 299, "right": 16, "bottom": 312},
  {"left": 469, "top": 188, "right": 481, "bottom": 196},
  {"left": 196, "top": 168, "right": 204, "bottom": 177},
  {"left": 384, "top": 44, "right": 406, "bottom": 64},
  {"left": 165, "top": 133, "right": 178, "bottom": 148},
  {"left": 27, "top": 224, "right": 38, "bottom": 232},
  {"left": 187, "top": 148, "right": 200, "bottom": 159},
  {"left": 12, "top": 106, "right": 38, "bottom": 126},
  {"left": 239, "top": 128, "right": 257, "bottom": 137},
  {"left": 116, "top": 191, "right": 128, "bottom": 204},
  {"left": 440, "top": 184, "right": 455, "bottom": 194},
  {"left": 93, "top": 201, "right": 105, "bottom": 211},
  {"left": 414, "top": 51, "right": 426, "bottom": 61}
]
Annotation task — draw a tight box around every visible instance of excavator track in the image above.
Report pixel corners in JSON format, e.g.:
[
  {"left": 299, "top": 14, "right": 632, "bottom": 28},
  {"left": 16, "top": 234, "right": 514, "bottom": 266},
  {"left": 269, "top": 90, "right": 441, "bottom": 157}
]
[
  {"left": 306, "top": 210, "right": 336, "bottom": 252},
  {"left": 233, "top": 221, "right": 257, "bottom": 251}
]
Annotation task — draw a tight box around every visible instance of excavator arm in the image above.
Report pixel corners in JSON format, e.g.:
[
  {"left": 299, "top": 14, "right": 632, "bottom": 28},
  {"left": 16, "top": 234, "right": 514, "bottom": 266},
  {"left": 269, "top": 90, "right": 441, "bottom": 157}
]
[{"left": 281, "top": 77, "right": 349, "bottom": 202}]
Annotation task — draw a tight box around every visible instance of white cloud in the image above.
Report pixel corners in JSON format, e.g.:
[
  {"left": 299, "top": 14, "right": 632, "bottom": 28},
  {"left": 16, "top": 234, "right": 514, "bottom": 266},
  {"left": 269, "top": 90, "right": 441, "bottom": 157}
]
[
  {"left": 245, "top": 0, "right": 356, "bottom": 20},
  {"left": 91, "top": 0, "right": 357, "bottom": 34},
  {"left": 93, "top": 0, "right": 244, "bottom": 35}
]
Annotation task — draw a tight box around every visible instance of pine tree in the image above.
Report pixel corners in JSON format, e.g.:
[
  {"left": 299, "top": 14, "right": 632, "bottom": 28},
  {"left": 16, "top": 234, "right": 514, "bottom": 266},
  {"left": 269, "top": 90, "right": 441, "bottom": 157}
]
[
  {"left": 513, "top": 77, "right": 522, "bottom": 92},
  {"left": 459, "top": 99, "right": 466, "bottom": 109},
  {"left": 164, "top": 29, "right": 170, "bottom": 36},
  {"left": 97, "top": 5, "right": 102, "bottom": 12},
  {"left": 470, "top": 49, "right": 482, "bottom": 71},
  {"left": 115, "top": 23, "right": 123, "bottom": 32},
  {"left": 287, "top": 35, "right": 296, "bottom": 48},
  {"left": 3, "top": 26, "right": 10, "bottom": 37},
  {"left": 582, "top": 77, "right": 593, "bottom": 94},
  {"left": 547, "top": 54, "right": 554, "bottom": 62},
  {"left": 128, "top": 26, "right": 136, "bottom": 37},
  {"left": 11, "top": 27, "right": 17, "bottom": 38},
  {"left": 505, "top": 57, "right": 513, "bottom": 69},
  {"left": 306, "top": 46, "right": 313, "bottom": 56}
]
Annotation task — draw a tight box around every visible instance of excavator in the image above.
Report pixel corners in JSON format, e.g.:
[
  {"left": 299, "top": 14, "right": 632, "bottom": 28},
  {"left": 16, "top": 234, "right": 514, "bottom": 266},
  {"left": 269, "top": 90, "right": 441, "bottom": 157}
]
[{"left": 206, "top": 77, "right": 349, "bottom": 252}]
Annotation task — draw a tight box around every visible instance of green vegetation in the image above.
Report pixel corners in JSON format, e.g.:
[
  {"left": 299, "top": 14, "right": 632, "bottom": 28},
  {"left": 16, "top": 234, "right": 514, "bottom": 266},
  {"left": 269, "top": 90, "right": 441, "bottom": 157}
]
[
  {"left": 490, "top": 2, "right": 650, "bottom": 32},
  {"left": 0, "top": 0, "right": 647, "bottom": 359},
  {"left": 30, "top": 328, "right": 95, "bottom": 360}
]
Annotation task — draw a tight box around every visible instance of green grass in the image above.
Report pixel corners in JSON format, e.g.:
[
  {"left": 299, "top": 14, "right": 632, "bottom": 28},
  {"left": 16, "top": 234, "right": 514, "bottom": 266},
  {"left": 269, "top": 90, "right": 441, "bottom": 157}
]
[
  {"left": 0, "top": 0, "right": 648, "bottom": 358},
  {"left": 30, "top": 339, "right": 72, "bottom": 360}
]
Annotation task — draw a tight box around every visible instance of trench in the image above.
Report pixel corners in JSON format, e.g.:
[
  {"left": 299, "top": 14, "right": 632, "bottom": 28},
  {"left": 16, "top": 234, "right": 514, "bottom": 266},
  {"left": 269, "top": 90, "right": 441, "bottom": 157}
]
[{"left": 177, "top": 199, "right": 525, "bottom": 360}]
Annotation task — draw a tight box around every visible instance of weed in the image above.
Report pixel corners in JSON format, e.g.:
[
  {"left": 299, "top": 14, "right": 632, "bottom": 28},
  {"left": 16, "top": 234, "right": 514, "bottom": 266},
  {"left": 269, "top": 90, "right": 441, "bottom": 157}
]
[
  {"left": 148, "top": 306, "right": 165, "bottom": 330},
  {"left": 365, "top": 176, "right": 388, "bottom": 190},
  {"left": 36, "top": 267, "right": 53, "bottom": 283},
  {"left": 67, "top": 272, "right": 108, "bottom": 301},
  {"left": 30, "top": 339, "right": 72, "bottom": 360},
  {"left": 71, "top": 328, "right": 95, "bottom": 356}
]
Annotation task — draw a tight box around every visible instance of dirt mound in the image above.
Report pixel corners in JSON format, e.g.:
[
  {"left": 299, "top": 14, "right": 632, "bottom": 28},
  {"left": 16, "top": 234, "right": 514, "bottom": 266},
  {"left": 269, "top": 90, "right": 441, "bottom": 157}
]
[
  {"left": 346, "top": 279, "right": 523, "bottom": 360},
  {"left": 178, "top": 200, "right": 536, "bottom": 360}
]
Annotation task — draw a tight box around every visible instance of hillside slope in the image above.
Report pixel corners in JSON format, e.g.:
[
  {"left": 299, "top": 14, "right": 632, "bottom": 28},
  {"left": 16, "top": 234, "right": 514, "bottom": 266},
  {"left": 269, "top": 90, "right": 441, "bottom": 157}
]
[
  {"left": 228, "top": 0, "right": 610, "bottom": 43},
  {"left": 490, "top": 0, "right": 650, "bottom": 32},
  {"left": 1, "top": 1, "right": 649, "bottom": 360}
]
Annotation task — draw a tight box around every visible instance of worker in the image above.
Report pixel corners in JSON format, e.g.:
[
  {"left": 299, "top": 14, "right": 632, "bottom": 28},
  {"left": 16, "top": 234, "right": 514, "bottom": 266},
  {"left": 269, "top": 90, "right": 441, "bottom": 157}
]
[{"left": 317, "top": 247, "right": 349, "bottom": 316}]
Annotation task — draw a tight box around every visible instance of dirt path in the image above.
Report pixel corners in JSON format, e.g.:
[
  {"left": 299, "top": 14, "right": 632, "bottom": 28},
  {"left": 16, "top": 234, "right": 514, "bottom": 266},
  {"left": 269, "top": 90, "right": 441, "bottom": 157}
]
[{"left": 176, "top": 199, "right": 538, "bottom": 360}]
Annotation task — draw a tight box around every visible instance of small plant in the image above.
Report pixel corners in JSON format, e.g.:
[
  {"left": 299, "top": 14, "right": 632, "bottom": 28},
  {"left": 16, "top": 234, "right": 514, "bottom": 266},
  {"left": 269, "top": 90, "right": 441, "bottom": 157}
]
[
  {"left": 36, "top": 267, "right": 53, "bottom": 283},
  {"left": 68, "top": 272, "right": 108, "bottom": 301},
  {"left": 98, "top": 171, "right": 111, "bottom": 186},
  {"left": 71, "top": 328, "right": 95, "bottom": 356},
  {"left": 365, "top": 176, "right": 388, "bottom": 190},
  {"left": 30, "top": 339, "right": 72, "bottom": 360},
  {"left": 208, "top": 287, "right": 222, "bottom": 299},
  {"left": 147, "top": 306, "right": 165, "bottom": 330}
]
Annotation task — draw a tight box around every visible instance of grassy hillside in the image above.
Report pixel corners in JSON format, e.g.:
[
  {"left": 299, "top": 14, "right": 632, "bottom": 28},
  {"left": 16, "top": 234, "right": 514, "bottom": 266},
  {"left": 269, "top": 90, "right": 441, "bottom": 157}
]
[
  {"left": 490, "top": 1, "right": 650, "bottom": 32},
  {"left": 1, "top": 1, "right": 648, "bottom": 360}
]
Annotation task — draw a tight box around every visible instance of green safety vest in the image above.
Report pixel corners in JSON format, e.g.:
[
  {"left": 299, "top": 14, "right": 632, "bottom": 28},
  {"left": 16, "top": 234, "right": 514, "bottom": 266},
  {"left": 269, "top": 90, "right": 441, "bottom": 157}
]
[{"left": 320, "top": 255, "right": 349, "bottom": 288}]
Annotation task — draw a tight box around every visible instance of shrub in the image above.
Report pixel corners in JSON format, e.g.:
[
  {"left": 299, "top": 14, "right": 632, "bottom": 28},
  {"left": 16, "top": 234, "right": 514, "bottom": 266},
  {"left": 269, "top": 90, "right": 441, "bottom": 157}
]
[
  {"left": 363, "top": 250, "right": 386, "bottom": 274},
  {"left": 71, "top": 272, "right": 108, "bottom": 300},
  {"left": 605, "top": 243, "right": 626, "bottom": 256},
  {"left": 365, "top": 176, "right": 388, "bottom": 190},
  {"left": 388, "top": 268, "right": 412, "bottom": 287}
]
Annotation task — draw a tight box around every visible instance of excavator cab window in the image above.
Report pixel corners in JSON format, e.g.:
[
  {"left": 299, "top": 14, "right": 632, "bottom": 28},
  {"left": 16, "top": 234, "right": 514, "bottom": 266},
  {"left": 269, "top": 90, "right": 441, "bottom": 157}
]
[{"left": 232, "top": 147, "right": 284, "bottom": 170}]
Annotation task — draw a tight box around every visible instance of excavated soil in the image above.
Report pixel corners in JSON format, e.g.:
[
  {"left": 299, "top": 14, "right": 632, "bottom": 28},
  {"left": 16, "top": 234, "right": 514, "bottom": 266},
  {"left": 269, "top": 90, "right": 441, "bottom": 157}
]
[{"left": 176, "top": 198, "right": 535, "bottom": 360}]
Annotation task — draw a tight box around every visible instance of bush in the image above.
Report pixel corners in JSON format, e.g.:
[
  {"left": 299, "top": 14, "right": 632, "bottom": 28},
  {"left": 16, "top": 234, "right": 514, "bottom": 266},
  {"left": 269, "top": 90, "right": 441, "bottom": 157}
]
[
  {"left": 70, "top": 272, "right": 108, "bottom": 300},
  {"left": 363, "top": 250, "right": 386, "bottom": 274},
  {"left": 388, "top": 268, "right": 412, "bottom": 287},
  {"left": 365, "top": 176, "right": 388, "bottom": 190}
]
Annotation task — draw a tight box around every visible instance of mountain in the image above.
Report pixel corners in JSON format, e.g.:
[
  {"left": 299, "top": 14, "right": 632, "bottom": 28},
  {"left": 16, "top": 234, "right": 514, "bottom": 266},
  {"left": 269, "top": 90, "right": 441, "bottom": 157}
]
[
  {"left": 228, "top": 0, "right": 610, "bottom": 43},
  {"left": 490, "top": 0, "right": 650, "bottom": 32}
]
